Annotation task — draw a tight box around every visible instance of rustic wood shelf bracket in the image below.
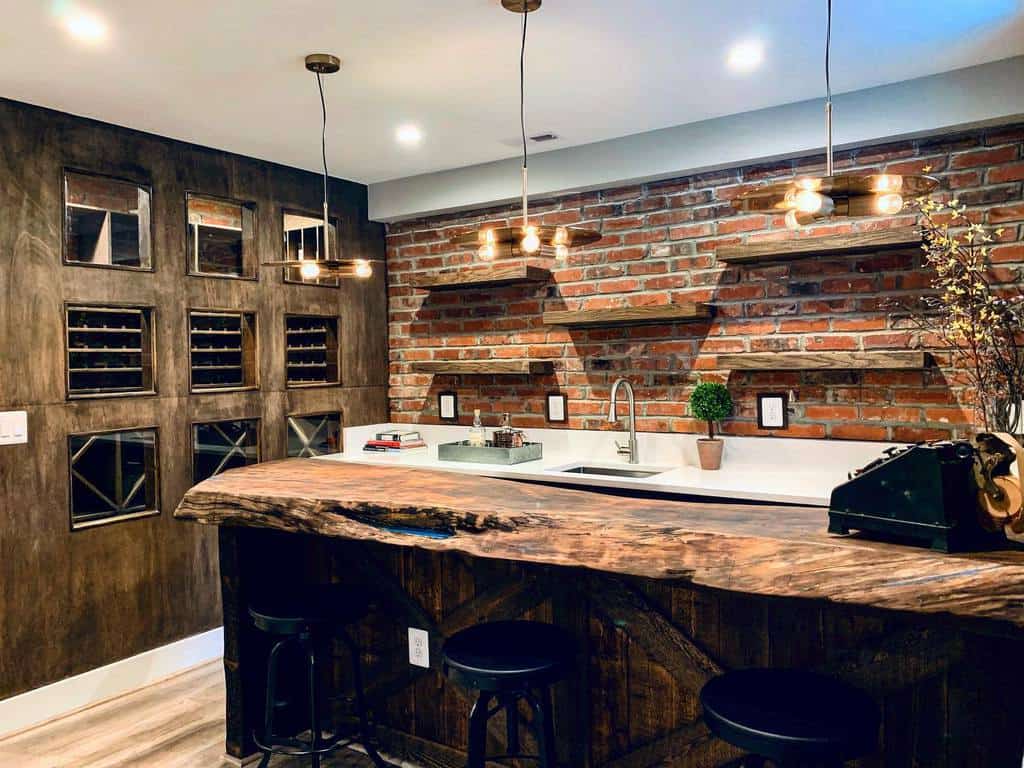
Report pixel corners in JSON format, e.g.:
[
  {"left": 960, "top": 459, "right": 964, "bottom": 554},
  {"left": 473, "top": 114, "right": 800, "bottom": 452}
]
[
  {"left": 718, "top": 351, "right": 928, "bottom": 371},
  {"left": 410, "top": 263, "right": 550, "bottom": 291},
  {"left": 543, "top": 302, "right": 712, "bottom": 328},
  {"left": 716, "top": 227, "right": 921, "bottom": 264},
  {"left": 411, "top": 360, "right": 555, "bottom": 375}
]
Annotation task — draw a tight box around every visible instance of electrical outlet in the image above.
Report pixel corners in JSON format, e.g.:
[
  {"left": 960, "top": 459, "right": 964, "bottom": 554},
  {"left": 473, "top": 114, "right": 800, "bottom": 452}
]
[
  {"left": 0, "top": 411, "right": 28, "bottom": 446},
  {"left": 408, "top": 627, "right": 429, "bottom": 668}
]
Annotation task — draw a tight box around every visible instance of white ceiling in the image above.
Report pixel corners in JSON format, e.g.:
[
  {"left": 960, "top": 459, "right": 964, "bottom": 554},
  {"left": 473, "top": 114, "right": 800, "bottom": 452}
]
[{"left": 3, "top": 1, "right": 1023, "bottom": 184}]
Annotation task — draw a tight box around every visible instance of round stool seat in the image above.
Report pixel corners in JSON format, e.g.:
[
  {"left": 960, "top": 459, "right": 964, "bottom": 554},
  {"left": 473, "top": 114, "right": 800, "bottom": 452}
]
[
  {"left": 249, "top": 584, "right": 369, "bottom": 635},
  {"left": 443, "top": 621, "right": 574, "bottom": 691},
  {"left": 700, "top": 669, "right": 879, "bottom": 764}
]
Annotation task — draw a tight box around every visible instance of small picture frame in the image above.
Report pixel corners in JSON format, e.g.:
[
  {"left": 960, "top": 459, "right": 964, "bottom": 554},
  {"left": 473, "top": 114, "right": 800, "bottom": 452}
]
[
  {"left": 438, "top": 391, "right": 459, "bottom": 422},
  {"left": 545, "top": 392, "right": 568, "bottom": 424},
  {"left": 757, "top": 393, "right": 789, "bottom": 430}
]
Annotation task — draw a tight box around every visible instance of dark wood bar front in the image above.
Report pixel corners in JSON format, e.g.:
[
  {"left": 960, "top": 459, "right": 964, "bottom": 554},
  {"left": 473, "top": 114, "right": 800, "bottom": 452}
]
[{"left": 176, "top": 460, "right": 1024, "bottom": 767}]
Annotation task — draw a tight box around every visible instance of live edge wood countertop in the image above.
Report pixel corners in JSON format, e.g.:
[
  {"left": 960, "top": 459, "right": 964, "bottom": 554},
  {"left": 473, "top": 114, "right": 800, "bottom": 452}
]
[{"left": 174, "top": 459, "right": 1024, "bottom": 633}]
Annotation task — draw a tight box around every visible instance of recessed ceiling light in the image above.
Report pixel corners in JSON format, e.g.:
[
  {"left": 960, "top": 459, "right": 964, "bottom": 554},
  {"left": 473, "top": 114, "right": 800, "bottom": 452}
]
[
  {"left": 60, "top": 5, "right": 108, "bottom": 45},
  {"left": 726, "top": 39, "right": 764, "bottom": 74},
  {"left": 395, "top": 124, "right": 423, "bottom": 147}
]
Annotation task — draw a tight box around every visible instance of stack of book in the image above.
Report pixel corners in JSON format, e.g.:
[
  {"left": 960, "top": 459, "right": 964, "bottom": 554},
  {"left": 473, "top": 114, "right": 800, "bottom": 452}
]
[{"left": 363, "top": 429, "right": 427, "bottom": 453}]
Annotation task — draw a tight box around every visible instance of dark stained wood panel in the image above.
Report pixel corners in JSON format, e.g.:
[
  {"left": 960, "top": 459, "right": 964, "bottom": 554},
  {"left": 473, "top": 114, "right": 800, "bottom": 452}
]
[
  {"left": 410, "top": 263, "right": 550, "bottom": 291},
  {"left": 411, "top": 360, "right": 555, "bottom": 375},
  {"left": 175, "top": 460, "right": 1024, "bottom": 631},
  {"left": 0, "top": 97, "right": 389, "bottom": 701},
  {"left": 543, "top": 303, "right": 712, "bottom": 328},
  {"left": 716, "top": 226, "right": 921, "bottom": 263},
  {"left": 719, "top": 351, "right": 928, "bottom": 370}
]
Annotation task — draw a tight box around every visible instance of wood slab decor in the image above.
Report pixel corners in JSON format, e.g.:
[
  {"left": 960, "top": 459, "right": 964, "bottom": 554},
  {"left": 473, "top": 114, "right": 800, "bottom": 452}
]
[
  {"left": 410, "top": 263, "right": 550, "bottom": 291},
  {"left": 719, "top": 351, "right": 928, "bottom": 371},
  {"left": 716, "top": 226, "right": 921, "bottom": 264},
  {"left": 411, "top": 360, "right": 554, "bottom": 374},
  {"left": 542, "top": 303, "right": 712, "bottom": 328},
  {"left": 175, "top": 459, "right": 1024, "bottom": 630}
]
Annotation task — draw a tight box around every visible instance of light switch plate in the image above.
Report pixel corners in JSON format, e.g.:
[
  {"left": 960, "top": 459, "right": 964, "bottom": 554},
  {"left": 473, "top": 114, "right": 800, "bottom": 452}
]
[
  {"left": 0, "top": 411, "right": 28, "bottom": 445},
  {"left": 408, "top": 627, "right": 429, "bottom": 668}
]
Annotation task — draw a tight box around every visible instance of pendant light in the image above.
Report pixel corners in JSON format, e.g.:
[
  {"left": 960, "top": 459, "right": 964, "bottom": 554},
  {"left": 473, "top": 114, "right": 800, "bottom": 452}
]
[
  {"left": 262, "top": 54, "right": 377, "bottom": 279},
  {"left": 449, "top": 0, "right": 601, "bottom": 260},
  {"left": 734, "top": 0, "right": 938, "bottom": 228}
]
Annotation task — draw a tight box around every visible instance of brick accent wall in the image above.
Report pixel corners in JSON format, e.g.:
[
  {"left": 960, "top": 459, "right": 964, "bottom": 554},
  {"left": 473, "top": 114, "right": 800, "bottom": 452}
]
[{"left": 385, "top": 122, "right": 1024, "bottom": 441}]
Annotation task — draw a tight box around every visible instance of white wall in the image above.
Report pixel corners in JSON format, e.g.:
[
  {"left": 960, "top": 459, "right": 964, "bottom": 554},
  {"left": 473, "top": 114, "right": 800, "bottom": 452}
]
[{"left": 369, "top": 56, "right": 1024, "bottom": 222}]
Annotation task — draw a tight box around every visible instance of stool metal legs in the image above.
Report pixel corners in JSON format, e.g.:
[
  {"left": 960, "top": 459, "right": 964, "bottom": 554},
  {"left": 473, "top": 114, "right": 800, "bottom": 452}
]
[
  {"left": 465, "top": 688, "right": 557, "bottom": 768},
  {"left": 255, "top": 630, "right": 386, "bottom": 768}
]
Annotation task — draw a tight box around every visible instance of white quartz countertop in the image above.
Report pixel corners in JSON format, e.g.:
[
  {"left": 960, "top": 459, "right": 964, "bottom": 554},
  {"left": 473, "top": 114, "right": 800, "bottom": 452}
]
[{"left": 316, "top": 424, "right": 903, "bottom": 507}]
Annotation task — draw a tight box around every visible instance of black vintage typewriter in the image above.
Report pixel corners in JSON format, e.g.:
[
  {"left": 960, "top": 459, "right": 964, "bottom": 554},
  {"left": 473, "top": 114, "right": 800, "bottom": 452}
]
[{"left": 828, "top": 441, "right": 1001, "bottom": 552}]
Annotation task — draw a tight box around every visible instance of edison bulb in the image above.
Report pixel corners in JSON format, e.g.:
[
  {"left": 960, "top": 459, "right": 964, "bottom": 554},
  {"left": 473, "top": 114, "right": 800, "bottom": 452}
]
[
  {"left": 478, "top": 244, "right": 495, "bottom": 260},
  {"left": 795, "top": 177, "right": 821, "bottom": 192},
  {"left": 299, "top": 260, "right": 321, "bottom": 280},
  {"left": 792, "top": 189, "right": 826, "bottom": 214},
  {"left": 355, "top": 259, "right": 373, "bottom": 279},
  {"left": 521, "top": 225, "right": 541, "bottom": 254},
  {"left": 872, "top": 175, "right": 903, "bottom": 193},
  {"left": 554, "top": 244, "right": 569, "bottom": 260},
  {"left": 553, "top": 226, "right": 569, "bottom": 246},
  {"left": 875, "top": 193, "right": 904, "bottom": 215}
]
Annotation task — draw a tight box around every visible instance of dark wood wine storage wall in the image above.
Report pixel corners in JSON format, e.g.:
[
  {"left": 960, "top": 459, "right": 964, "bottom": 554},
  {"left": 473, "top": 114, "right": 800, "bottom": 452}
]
[{"left": 0, "top": 97, "right": 389, "bottom": 700}]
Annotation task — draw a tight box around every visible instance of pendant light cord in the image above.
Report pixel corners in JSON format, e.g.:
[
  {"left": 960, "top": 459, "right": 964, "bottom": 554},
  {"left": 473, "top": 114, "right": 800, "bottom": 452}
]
[
  {"left": 825, "top": 0, "right": 831, "bottom": 104},
  {"left": 824, "top": 0, "right": 833, "bottom": 175},
  {"left": 519, "top": 5, "right": 529, "bottom": 227},
  {"left": 316, "top": 70, "right": 330, "bottom": 258},
  {"left": 520, "top": 7, "right": 528, "bottom": 171}
]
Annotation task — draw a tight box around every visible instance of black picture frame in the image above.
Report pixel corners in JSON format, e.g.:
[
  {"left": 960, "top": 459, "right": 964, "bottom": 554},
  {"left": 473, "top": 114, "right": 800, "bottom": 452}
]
[
  {"left": 438, "top": 391, "right": 459, "bottom": 422},
  {"left": 757, "top": 392, "right": 789, "bottom": 430},
  {"left": 545, "top": 392, "right": 568, "bottom": 423}
]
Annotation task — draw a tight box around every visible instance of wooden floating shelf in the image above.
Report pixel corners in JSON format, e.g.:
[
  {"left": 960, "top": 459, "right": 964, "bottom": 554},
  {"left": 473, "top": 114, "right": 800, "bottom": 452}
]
[
  {"left": 719, "top": 351, "right": 928, "bottom": 371},
  {"left": 543, "top": 303, "right": 712, "bottom": 328},
  {"left": 410, "top": 263, "right": 550, "bottom": 291},
  {"left": 717, "top": 227, "right": 921, "bottom": 264},
  {"left": 412, "top": 360, "right": 555, "bottom": 375}
]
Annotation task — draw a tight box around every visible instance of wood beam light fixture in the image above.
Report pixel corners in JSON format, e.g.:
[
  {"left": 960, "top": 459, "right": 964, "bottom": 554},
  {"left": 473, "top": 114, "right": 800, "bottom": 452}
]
[
  {"left": 733, "top": 0, "right": 938, "bottom": 229},
  {"left": 261, "top": 53, "right": 379, "bottom": 280},
  {"left": 450, "top": 0, "right": 600, "bottom": 261}
]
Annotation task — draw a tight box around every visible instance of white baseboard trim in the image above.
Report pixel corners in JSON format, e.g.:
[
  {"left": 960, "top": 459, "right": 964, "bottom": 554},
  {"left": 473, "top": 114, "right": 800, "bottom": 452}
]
[{"left": 0, "top": 627, "right": 224, "bottom": 739}]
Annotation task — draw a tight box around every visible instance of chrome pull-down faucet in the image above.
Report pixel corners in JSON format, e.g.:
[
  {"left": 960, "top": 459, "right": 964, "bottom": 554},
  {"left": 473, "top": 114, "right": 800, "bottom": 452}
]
[{"left": 608, "top": 378, "right": 639, "bottom": 464}]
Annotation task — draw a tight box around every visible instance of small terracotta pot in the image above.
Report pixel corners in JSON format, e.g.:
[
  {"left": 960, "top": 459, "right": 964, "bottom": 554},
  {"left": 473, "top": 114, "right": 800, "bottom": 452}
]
[{"left": 697, "top": 438, "right": 724, "bottom": 470}]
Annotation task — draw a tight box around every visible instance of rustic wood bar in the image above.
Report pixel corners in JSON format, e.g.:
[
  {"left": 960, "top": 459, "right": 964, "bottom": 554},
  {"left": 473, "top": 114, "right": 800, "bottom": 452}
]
[{"left": 175, "top": 459, "right": 1024, "bottom": 767}]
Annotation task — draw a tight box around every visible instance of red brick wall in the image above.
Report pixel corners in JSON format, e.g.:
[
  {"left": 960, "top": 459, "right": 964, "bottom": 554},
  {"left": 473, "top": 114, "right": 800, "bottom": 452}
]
[{"left": 385, "top": 123, "right": 1024, "bottom": 441}]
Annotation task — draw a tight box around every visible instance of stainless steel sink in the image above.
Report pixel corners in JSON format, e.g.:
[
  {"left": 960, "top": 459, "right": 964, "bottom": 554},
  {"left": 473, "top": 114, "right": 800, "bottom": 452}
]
[{"left": 557, "top": 465, "right": 666, "bottom": 479}]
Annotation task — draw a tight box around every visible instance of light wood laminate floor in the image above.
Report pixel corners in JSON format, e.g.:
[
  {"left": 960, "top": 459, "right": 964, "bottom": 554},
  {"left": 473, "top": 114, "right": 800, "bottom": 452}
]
[{"left": 0, "top": 661, "right": 382, "bottom": 768}]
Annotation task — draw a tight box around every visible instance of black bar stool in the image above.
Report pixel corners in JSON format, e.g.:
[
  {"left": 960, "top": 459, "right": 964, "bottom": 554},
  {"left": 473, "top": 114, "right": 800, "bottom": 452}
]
[
  {"left": 249, "top": 585, "right": 388, "bottom": 768},
  {"left": 442, "top": 620, "right": 574, "bottom": 768},
  {"left": 700, "top": 669, "right": 880, "bottom": 767}
]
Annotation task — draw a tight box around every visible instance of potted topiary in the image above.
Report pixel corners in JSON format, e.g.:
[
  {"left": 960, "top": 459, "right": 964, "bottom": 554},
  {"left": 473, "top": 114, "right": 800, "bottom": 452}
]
[{"left": 689, "top": 380, "right": 733, "bottom": 470}]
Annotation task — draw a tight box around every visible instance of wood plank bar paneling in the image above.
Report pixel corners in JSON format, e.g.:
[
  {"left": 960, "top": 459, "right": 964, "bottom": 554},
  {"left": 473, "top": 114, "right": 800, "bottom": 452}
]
[
  {"left": 719, "top": 351, "right": 928, "bottom": 370},
  {"left": 716, "top": 227, "right": 922, "bottom": 264},
  {"left": 542, "top": 303, "right": 712, "bottom": 328}
]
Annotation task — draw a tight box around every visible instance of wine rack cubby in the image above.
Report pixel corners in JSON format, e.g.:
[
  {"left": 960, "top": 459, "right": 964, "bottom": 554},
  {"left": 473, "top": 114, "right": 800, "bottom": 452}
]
[
  {"left": 189, "top": 310, "right": 258, "bottom": 392},
  {"left": 287, "top": 412, "right": 342, "bottom": 457},
  {"left": 69, "top": 427, "right": 159, "bottom": 529},
  {"left": 63, "top": 170, "right": 152, "bottom": 270},
  {"left": 192, "top": 418, "right": 260, "bottom": 484},
  {"left": 285, "top": 314, "right": 340, "bottom": 387},
  {"left": 186, "top": 193, "right": 257, "bottom": 279},
  {"left": 66, "top": 305, "right": 156, "bottom": 399}
]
